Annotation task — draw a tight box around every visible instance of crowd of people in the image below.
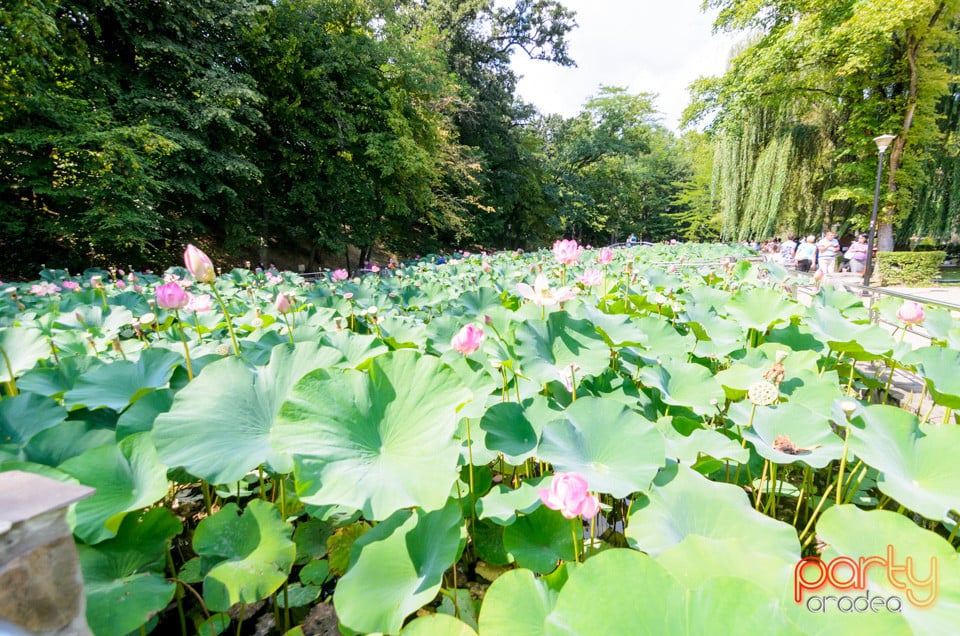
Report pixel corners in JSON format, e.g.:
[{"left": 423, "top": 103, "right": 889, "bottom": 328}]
[{"left": 755, "top": 232, "right": 872, "bottom": 274}]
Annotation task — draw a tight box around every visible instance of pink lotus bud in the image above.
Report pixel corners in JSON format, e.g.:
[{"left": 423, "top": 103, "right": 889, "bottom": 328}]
[
  {"left": 538, "top": 472, "right": 600, "bottom": 519},
  {"left": 597, "top": 247, "right": 613, "bottom": 266},
  {"left": 896, "top": 301, "right": 925, "bottom": 325},
  {"left": 62, "top": 281, "right": 80, "bottom": 291},
  {"left": 184, "top": 244, "right": 216, "bottom": 283},
  {"left": 155, "top": 282, "right": 189, "bottom": 310},
  {"left": 370, "top": 265, "right": 380, "bottom": 273},
  {"left": 451, "top": 324, "right": 485, "bottom": 355},
  {"left": 274, "top": 292, "right": 292, "bottom": 314},
  {"left": 331, "top": 269, "right": 349, "bottom": 281},
  {"left": 552, "top": 239, "right": 584, "bottom": 265}
]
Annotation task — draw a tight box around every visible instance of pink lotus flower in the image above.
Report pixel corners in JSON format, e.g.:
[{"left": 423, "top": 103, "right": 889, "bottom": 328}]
[
  {"left": 597, "top": 247, "right": 613, "bottom": 266},
  {"left": 577, "top": 269, "right": 602, "bottom": 287},
  {"left": 30, "top": 282, "right": 61, "bottom": 296},
  {"left": 184, "top": 244, "right": 216, "bottom": 283},
  {"left": 516, "top": 274, "right": 577, "bottom": 307},
  {"left": 155, "top": 282, "right": 189, "bottom": 310},
  {"left": 553, "top": 239, "right": 584, "bottom": 265},
  {"left": 61, "top": 281, "right": 80, "bottom": 291},
  {"left": 115, "top": 280, "right": 126, "bottom": 289},
  {"left": 482, "top": 261, "right": 491, "bottom": 273},
  {"left": 451, "top": 324, "right": 484, "bottom": 355},
  {"left": 274, "top": 292, "right": 292, "bottom": 314},
  {"left": 331, "top": 269, "right": 349, "bottom": 281},
  {"left": 539, "top": 472, "right": 600, "bottom": 519},
  {"left": 897, "top": 301, "right": 925, "bottom": 325},
  {"left": 184, "top": 293, "right": 212, "bottom": 313},
  {"left": 370, "top": 265, "right": 380, "bottom": 273}
]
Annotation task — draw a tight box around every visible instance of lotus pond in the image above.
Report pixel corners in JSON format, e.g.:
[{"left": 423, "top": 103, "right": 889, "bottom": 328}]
[{"left": 1, "top": 241, "right": 959, "bottom": 635}]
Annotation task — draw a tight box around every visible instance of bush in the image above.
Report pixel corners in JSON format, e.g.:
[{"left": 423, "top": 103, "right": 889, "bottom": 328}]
[{"left": 873, "top": 251, "right": 945, "bottom": 286}]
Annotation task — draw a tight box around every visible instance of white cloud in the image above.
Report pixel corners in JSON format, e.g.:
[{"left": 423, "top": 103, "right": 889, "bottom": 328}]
[{"left": 509, "top": 1, "right": 742, "bottom": 131}]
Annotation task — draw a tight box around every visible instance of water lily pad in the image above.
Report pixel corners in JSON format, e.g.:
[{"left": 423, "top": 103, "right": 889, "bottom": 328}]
[
  {"left": 275, "top": 351, "right": 472, "bottom": 519},
  {"left": 476, "top": 476, "right": 548, "bottom": 525},
  {"left": 477, "top": 568, "right": 556, "bottom": 636},
  {"left": 59, "top": 432, "right": 170, "bottom": 544},
  {"left": 626, "top": 463, "right": 799, "bottom": 559},
  {"left": 402, "top": 613, "right": 477, "bottom": 636},
  {"left": 846, "top": 405, "right": 960, "bottom": 521},
  {"left": 502, "top": 505, "right": 575, "bottom": 574},
  {"left": 725, "top": 287, "right": 800, "bottom": 332},
  {"left": 78, "top": 508, "right": 181, "bottom": 636},
  {"left": 0, "top": 392, "right": 67, "bottom": 459},
  {"left": 742, "top": 403, "right": 844, "bottom": 468},
  {"left": 154, "top": 342, "right": 345, "bottom": 484},
  {"left": 193, "top": 499, "right": 296, "bottom": 612},
  {"left": 537, "top": 397, "right": 665, "bottom": 497},
  {"left": 64, "top": 347, "right": 182, "bottom": 411},
  {"left": 0, "top": 326, "right": 50, "bottom": 382},
  {"left": 513, "top": 313, "right": 611, "bottom": 385},
  {"left": 335, "top": 499, "right": 463, "bottom": 634}
]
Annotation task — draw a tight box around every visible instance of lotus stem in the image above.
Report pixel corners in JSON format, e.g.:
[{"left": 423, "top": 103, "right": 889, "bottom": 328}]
[
  {"left": 799, "top": 481, "right": 836, "bottom": 546},
  {"left": 946, "top": 516, "right": 960, "bottom": 545},
  {"left": 0, "top": 345, "right": 17, "bottom": 396},
  {"left": 165, "top": 551, "right": 188, "bottom": 636},
  {"left": 466, "top": 419, "right": 476, "bottom": 523},
  {"left": 173, "top": 310, "right": 194, "bottom": 380},
  {"left": 192, "top": 312, "right": 204, "bottom": 344},
  {"left": 842, "top": 462, "right": 867, "bottom": 505},
  {"left": 835, "top": 429, "right": 849, "bottom": 506},
  {"left": 792, "top": 466, "right": 810, "bottom": 527},
  {"left": 755, "top": 460, "right": 769, "bottom": 511},
  {"left": 201, "top": 482, "right": 212, "bottom": 517},
  {"left": 571, "top": 517, "right": 581, "bottom": 563},
  {"left": 209, "top": 283, "right": 241, "bottom": 356},
  {"left": 235, "top": 603, "right": 245, "bottom": 636}
]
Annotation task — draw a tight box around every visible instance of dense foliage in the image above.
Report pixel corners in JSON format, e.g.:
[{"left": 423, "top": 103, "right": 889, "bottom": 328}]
[{"left": 2, "top": 242, "right": 960, "bottom": 634}]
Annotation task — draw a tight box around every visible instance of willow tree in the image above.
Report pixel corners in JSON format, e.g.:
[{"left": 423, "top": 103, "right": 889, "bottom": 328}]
[{"left": 698, "top": 0, "right": 960, "bottom": 248}]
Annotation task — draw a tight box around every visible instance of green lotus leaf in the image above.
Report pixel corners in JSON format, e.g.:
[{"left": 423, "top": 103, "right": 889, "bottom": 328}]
[
  {"left": 275, "top": 351, "right": 471, "bottom": 519},
  {"left": 477, "top": 568, "right": 556, "bottom": 636},
  {"left": 513, "top": 313, "right": 611, "bottom": 385},
  {"left": 543, "top": 548, "right": 795, "bottom": 634},
  {"left": 742, "top": 402, "right": 844, "bottom": 468},
  {"left": 637, "top": 356, "right": 725, "bottom": 416},
  {"left": 580, "top": 306, "right": 647, "bottom": 346},
  {"left": 502, "top": 504, "right": 576, "bottom": 574},
  {"left": 277, "top": 583, "right": 322, "bottom": 608},
  {"left": 116, "top": 389, "right": 174, "bottom": 439},
  {"left": 0, "top": 326, "right": 50, "bottom": 382},
  {"left": 401, "top": 613, "right": 477, "bottom": 636},
  {"left": 443, "top": 355, "right": 498, "bottom": 421},
  {"left": 437, "top": 589, "right": 480, "bottom": 634},
  {"left": 814, "top": 505, "right": 959, "bottom": 635},
  {"left": 54, "top": 305, "right": 134, "bottom": 340},
  {"left": 655, "top": 416, "right": 749, "bottom": 465},
  {"left": 904, "top": 346, "right": 960, "bottom": 409},
  {"left": 0, "top": 392, "right": 67, "bottom": 459},
  {"left": 475, "top": 476, "right": 548, "bottom": 525},
  {"left": 153, "top": 342, "right": 345, "bottom": 484},
  {"left": 479, "top": 400, "right": 555, "bottom": 463},
  {"left": 846, "top": 405, "right": 960, "bottom": 521},
  {"left": 24, "top": 420, "right": 115, "bottom": 467},
  {"left": 59, "top": 432, "right": 170, "bottom": 544},
  {"left": 631, "top": 316, "right": 697, "bottom": 361},
  {"left": 78, "top": 508, "right": 181, "bottom": 636},
  {"left": 319, "top": 330, "right": 389, "bottom": 367},
  {"left": 63, "top": 347, "right": 182, "bottom": 411},
  {"left": 725, "top": 287, "right": 799, "bottom": 332},
  {"left": 193, "top": 499, "right": 296, "bottom": 612},
  {"left": 686, "top": 311, "right": 745, "bottom": 358},
  {"left": 17, "top": 355, "right": 101, "bottom": 399},
  {"left": 335, "top": 499, "right": 463, "bottom": 635},
  {"left": 537, "top": 397, "right": 664, "bottom": 497},
  {"left": 779, "top": 369, "right": 843, "bottom": 419},
  {"left": 805, "top": 306, "right": 895, "bottom": 356},
  {"left": 626, "top": 463, "right": 799, "bottom": 559}
]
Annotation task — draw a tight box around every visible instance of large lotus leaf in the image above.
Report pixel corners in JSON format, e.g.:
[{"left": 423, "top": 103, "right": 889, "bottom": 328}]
[
  {"left": 63, "top": 347, "right": 182, "bottom": 411},
  {"left": 402, "top": 614, "right": 477, "bottom": 636},
  {"left": 815, "top": 505, "right": 959, "bottom": 635},
  {"left": 502, "top": 504, "right": 575, "bottom": 574},
  {"left": 24, "top": 420, "right": 115, "bottom": 467},
  {"left": 479, "top": 399, "right": 559, "bottom": 463},
  {"left": 193, "top": 499, "right": 295, "bottom": 612},
  {"left": 17, "top": 355, "right": 102, "bottom": 399},
  {"left": 443, "top": 355, "right": 498, "bottom": 421},
  {"left": 54, "top": 305, "right": 134, "bottom": 340},
  {"left": 846, "top": 405, "right": 960, "bottom": 521},
  {"left": 626, "top": 463, "right": 799, "bottom": 559},
  {"left": 631, "top": 316, "right": 697, "bottom": 361},
  {"left": 686, "top": 312, "right": 745, "bottom": 358},
  {"left": 335, "top": 499, "right": 463, "bottom": 635},
  {"left": 0, "top": 326, "right": 50, "bottom": 382},
  {"left": 59, "top": 432, "right": 170, "bottom": 544},
  {"left": 904, "top": 346, "right": 960, "bottom": 409},
  {"left": 275, "top": 351, "right": 472, "bottom": 520},
  {"left": 477, "top": 568, "right": 557, "bottom": 636},
  {"left": 724, "top": 286, "right": 799, "bottom": 332},
  {"left": 456, "top": 286, "right": 504, "bottom": 317},
  {"left": 678, "top": 285, "right": 732, "bottom": 312},
  {"left": 579, "top": 306, "right": 647, "bottom": 346},
  {"left": 543, "top": 548, "right": 796, "bottom": 635},
  {"left": 0, "top": 392, "right": 67, "bottom": 459},
  {"left": 513, "top": 312, "right": 611, "bottom": 385},
  {"left": 78, "top": 508, "right": 181, "bottom": 636},
  {"left": 116, "top": 389, "right": 174, "bottom": 439},
  {"left": 316, "top": 330, "right": 389, "bottom": 367},
  {"left": 742, "top": 402, "right": 844, "bottom": 468},
  {"left": 153, "top": 342, "right": 344, "bottom": 484},
  {"left": 536, "top": 397, "right": 664, "bottom": 497},
  {"left": 636, "top": 356, "right": 725, "bottom": 416},
  {"left": 476, "top": 476, "right": 548, "bottom": 525},
  {"left": 654, "top": 417, "right": 748, "bottom": 465},
  {"left": 805, "top": 306, "right": 896, "bottom": 356},
  {"left": 779, "top": 369, "right": 843, "bottom": 419}
]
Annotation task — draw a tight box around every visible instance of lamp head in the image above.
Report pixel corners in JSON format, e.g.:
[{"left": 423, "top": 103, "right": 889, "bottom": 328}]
[{"left": 874, "top": 134, "right": 896, "bottom": 153}]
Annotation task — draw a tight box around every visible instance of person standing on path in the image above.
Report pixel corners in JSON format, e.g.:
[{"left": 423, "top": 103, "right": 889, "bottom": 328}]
[
  {"left": 845, "top": 235, "right": 869, "bottom": 274},
  {"left": 795, "top": 236, "right": 817, "bottom": 272},
  {"left": 817, "top": 231, "right": 840, "bottom": 274}
]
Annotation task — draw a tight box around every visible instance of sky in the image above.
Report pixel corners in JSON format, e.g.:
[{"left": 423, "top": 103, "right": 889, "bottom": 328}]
[{"left": 508, "top": 2, "right": 743, "bottom": 132}]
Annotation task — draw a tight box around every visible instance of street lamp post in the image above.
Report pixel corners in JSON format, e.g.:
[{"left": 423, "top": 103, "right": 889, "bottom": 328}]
[{"left": 863, "top": 134, "right": 897, "bottom": 287}]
